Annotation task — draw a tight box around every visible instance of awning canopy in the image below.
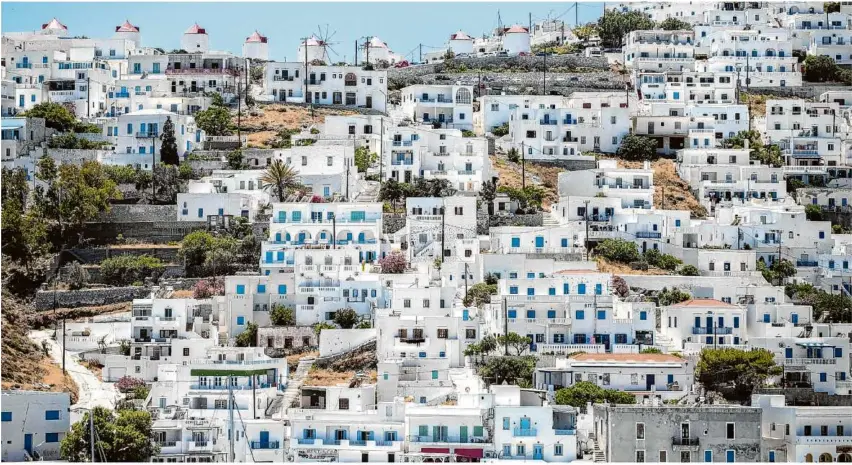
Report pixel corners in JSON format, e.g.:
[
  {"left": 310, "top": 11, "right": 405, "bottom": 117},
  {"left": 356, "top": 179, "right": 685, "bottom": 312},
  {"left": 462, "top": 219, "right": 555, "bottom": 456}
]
[
  {"left": 421, "top": 448, "right": 450, "bottom": 454},
  {"left": 455, "top": 449, "right": 484, "bottom": 459},
  {"left": 795, "top": 341, "right": 835, "bottom": 347}
]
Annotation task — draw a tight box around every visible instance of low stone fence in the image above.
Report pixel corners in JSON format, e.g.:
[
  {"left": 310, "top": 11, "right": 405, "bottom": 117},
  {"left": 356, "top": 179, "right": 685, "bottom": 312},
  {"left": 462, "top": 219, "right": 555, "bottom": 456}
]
[
  {"left": 35, "top": 286, "right": 150, "bottom": 310},
  {"left": 97, "top": 204, "right": 178, "bottom": 223},
  {"left": 82, "top": 221, "right": 206, "bottom": 244},
  {"left": 490, "top": 212, "right": 544, "bottom": 227},
  {"left": 753, "top": 387, "right": 852, "bottom": 406},
  {"left": 383, "top": 213, "right": 406, "bottom": 234},
  {"left": 67, "top": 246, "right": 181, "bottom": 264}
]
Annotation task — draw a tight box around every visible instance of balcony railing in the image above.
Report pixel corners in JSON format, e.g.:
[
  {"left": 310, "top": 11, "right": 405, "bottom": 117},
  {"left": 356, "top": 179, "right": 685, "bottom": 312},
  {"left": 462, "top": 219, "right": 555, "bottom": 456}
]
[
  {"left": 513, "top": 427, "right": 537, "bottom": 437},
  {"left": 540, "top": 119, "right": 558, "bottom": 125},
  {"left": 407, "top": 435, "right": 482, "bottom": 444},
  {"left": 297, "top": 438, "right": 316, "bottom": 445},
  {"left": 635, "top": 231, "right": 662, "bottom": 239},
  {"left": 114, "top": 92, "right": 130, "bottom": 98},
  {"left": 785, "top": 358, "right": 836, "bottom": 365},
  {"left": 136, "top": 132, "right": 159, "bottom": 138},
  {"left": 692, "top": 327, "right": 734, "bottom": 335},
  {"left": 672, "top": 437, "right": 700, "bottom": 446},
  {"left": 392, "top": 140, "right": 414, "bottom": 147},
  {"left": 250, "top": 441, "right": 280, "bottom": 449},
  {"left": 797, "top": 260, "right": 819, "bottom": 267},
  {"left": 554, "top": 429, "right": 576, "bottom": 436}
]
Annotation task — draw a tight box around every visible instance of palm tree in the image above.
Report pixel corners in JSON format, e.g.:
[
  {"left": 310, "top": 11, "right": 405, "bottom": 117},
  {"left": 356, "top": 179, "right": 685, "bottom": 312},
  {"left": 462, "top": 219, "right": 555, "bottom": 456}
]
[{"left": 260, "top": 159, "right": 302, "bottom": 202}]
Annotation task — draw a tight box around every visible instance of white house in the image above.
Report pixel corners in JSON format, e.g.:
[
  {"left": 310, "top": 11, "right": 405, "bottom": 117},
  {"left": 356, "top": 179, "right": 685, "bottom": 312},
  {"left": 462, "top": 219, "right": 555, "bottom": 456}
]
[
  {"left": 623, "top": 30, "right": 695, "bottom": 72},
  {"left": 263, "top": 62, "right": 387, "bottom": 112},
  {"left": 99, "top": 108, "right": 202, "bottom": 168},
  {"left": 399, "top": 85, "right": 474, "bottom": 131},
  {"left": 659, "top": 298, "right": 748, "bottom": 354},
  {"left": 0, "top": 390, "right": 70, "bottom": 462}
]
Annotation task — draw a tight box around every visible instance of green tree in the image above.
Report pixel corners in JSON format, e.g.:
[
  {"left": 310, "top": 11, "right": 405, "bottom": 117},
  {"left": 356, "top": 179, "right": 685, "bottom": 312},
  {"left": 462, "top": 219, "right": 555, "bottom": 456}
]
[
  {"left": 657, "top": 287, "right": 691, "bottom": 306},
  {"left": 159, "top": 117, "right": 179, "bottom": 165},
  {"left": 497, "top": 332, "right": 532, "bottom": 356},
  {"left": 480, "top": 179, "right": 497, "bottom": 215},
  {"left": 333, "top": 308, "right": 359, "bottom": 329},
  {"left": 759, "top": 259, "right": 796, "bottom": 285},
  {"left": 616, "top": 134, "right": 658, "bottom": 161},
  {"left": 640, "top": 347, "right": 663, "bottom": 354},
  {"left": 722, "top": 130, "right": 783, "bottom": 167},
  {"left": 697, "top": 348, "right": 781, "bottom": 403},
  {"left": 48, "top": 133, "right": 111, "bottom": 150},
  {"left": 21, "top": 102, "right": 77, "bottom": 132},
  {"left": 194, "top": 105, "right": 232, "bottom": 136},
  {"left": 227, "top": 149, "right": 245, "bottom": 170},
  {"left": 378, "top": 179, "right": 408, "bottom": 211},
  {"left": 803, "top": 55, "right": 839, "bottom": 82},
  {"left": 313, "top": 321, "right": 337, "bottom": 335},
  {"left": 825, "top": 2, "right": 841, "bottom": 12},
  {"left": 99, "top": 255, "right": 164, "bottom": 286},
  {"left": 678, "top": 265, "right": 700, "bottom": 276},
  {"left": 235, "top": 322, "right": 258, "bottom": 347},
  {"left": 491, "top": 122, "right": 509, "bottom": 137},
  {"left": 658, "top": 17, "right": 693, "bottom": 30},
  {"left": 354, "top": 146, "right": 377, "bottom": 173},
  {"left": 572, "top": 23, "right": 599, "bottom": 41},
  {"left": 1, "top": 168, "right": 50, "bottom": 268},
  {"left": 595, "top": 238, "right": 640, "bottom": 263},
  {"left": 151, "top": 165, "right": 182, "bottom": 204},
  {"left": 596, "top": 9, "right": 656, "bottom": 48},
  {"left": 103, "top": 165, "right": 139, "bottom": 184},
  {"left": 478, "top": 356, "right": 536, "bottom": 387},
  {"left": 463, "top": 283, "right": 498, "bottom": 307},
  {"left": 507, "top": 147, "right": 520, "bottom": 163},
  {"left": 50, "top": 161, "right": 121, "bottom": 244},
  {"left": 269, "top": 304, "right": 296, "bottom": 326},
  {"left": 554, "top": 381, "right": 636, "bottom": 407},
  {"left": 60, "top": 407, "right": 158, "bottom": 462},
  {"left": 178, "top": 162, "right": 194, "bottom": 180},
  {"left": 260, "top": 159, "right": 302, "bottom": 202},
  {"left": 805, "top": 204, "right": 823, "bottom": 221}
]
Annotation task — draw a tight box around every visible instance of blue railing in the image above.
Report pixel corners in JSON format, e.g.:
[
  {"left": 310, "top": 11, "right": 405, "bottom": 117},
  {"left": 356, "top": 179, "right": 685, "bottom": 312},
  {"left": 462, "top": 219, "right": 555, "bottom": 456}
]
[
  {"left": 136, "top": 131, "right": 159, "bottom": 138},
  {"left": 297, "top": 438, "right": 315, "bottom": 445},
  {"left": 190, "top": 382, "right": 272, "bottom": 390},
  {"left": 16, "top": 63, "right": 32, "bottom": 69},
  {"left": 392, "top": 159, "right": 414, "bottom": 165},
  {"left": 797, "top": 260, "right": 818, "bottom": 267},
  {"left": 250, "top": 441, "right": 280, "bottom": 449},
  {"left": 114, "top": 92, "right": 130, "bottom": 98},
  {"left": 513, "top": 427, "right": 537, "bottom": 437},
  {"left": 540, "top": 119, "right": 558, "bottom": 125},
  {"left": 349, "top": 439, "right": 367, "bottom": 446},
  {"left": 692, "top": 327, "right": 733, "bottom": 335},
  {"left": 635, "top": 231, "right": 662, "bottom": 239},
  {"left": 271, "top": 215, "right": 381, "bottom": 224},
  {"left": 555, "top": 429, "right": 576, "bottom": 436}
]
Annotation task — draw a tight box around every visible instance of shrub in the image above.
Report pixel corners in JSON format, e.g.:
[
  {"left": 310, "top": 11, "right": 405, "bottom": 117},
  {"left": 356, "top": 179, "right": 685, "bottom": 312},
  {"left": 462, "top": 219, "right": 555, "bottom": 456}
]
[
  {"left": 595, "top": 239, "right": 640, "bottom": 263},
  {"left": 269, "top": 304, "right": 295, "bottom": 326},
  {"left": 463, "top": 283, "right": 498, "bottom": 307},
  {"left": 116, "top": 376, "right": 146, "bottom": 393},
  {"left": 507, "top": 148, "right": 520, "bottom": 163},
  {"left": 378, "top": 251, "right": 407, "bottom": 273},
  {"left": 678, "top": 265, "right": 700, "bottom": 276},
  {"left": 99, "top": 254, "right": 164, "bottom": 286},
  {"left": 491, "top": 122, "right": 509, "bottom": 137},
  {"left": 65, "top": 262, "right": 89, "bottom": 290},
  {"left": 235, "top": 322, "right": 258, "bottom": 347},
  {"left": 611, "top": 275, "right": 629, "bottom": 297},
  {"left": 333, "top": 308, "right": 359, "bottom": 329},
  {"left": 193, "top": 277, "right": 225, "bottom": 299},
  {"left": 616, "top": 134, "right": 658, "bottom": 161},
  {"left": 657, "top": 287, "right": 691, "bottom": 306}
]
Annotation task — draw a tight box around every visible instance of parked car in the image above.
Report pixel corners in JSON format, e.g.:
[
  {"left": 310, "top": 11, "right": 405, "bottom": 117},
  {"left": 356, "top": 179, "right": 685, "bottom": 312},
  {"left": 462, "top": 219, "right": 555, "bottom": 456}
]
[{"left": 394, "top": 60, "right": 410, "bottom": 68}]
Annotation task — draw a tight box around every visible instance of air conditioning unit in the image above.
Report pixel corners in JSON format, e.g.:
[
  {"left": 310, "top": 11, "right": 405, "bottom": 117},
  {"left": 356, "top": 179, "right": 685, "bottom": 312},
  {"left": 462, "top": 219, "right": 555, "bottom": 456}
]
[{"left": 485, "top": 451, "right": 497, "bottom": 458}]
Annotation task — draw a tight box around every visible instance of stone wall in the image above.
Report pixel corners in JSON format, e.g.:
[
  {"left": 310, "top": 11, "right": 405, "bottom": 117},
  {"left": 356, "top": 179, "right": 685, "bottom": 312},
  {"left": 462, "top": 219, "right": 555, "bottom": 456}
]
[
  {"left": 67, "top": 246, "right": 181, "bottom": 264},
  {"left": 753, "top": 387, "right": 852, "bottom": 406},
  {"left": 83, "top": 221, "right": 206, "bottom": 245},
  {"left": 490, "top": 212, "right": 544, "bottom": 227},
  {"left": 747, "top": 84, "right": 852, "bottom": 100},
  {"left": 529, "top": 158, "right": 598, "bottom": 171},
  {"left": 97, "top": 204, "right": 178, "bottom": 223},
  {"left": 318, "top": 329, "right": 376, "bottom": 358},
  {"left": 258, "top": 326, "right": 318, "bottom": 353},
  {"left": 383, "top": 213, "right": 406, "bottom": 234},
  {"left": 477, "top": 208, "right": 491, "bottom": 235},
  {"left": 35, "top": 286, "right": 150, "bottom": 310}
]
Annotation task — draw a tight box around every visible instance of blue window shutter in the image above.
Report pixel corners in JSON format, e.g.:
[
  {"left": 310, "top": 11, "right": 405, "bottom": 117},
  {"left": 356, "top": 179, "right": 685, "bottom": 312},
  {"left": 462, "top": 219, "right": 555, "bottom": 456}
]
[
  {"left": 597, "top": 310, "right": 606, "bottom": 320},
  {"left": 733, "top": 316, "right": 739, "bottom": 328},
  {"left": 45, "top": 410, "right": 60, "bottom": 420},
  {"left": 640, "top": 311, "right": 647, "bottom": 320},
  {"left": 45, "top": 433, "right": 59, "bottom": 443},
  {"left": 561, "top": 238, "right": 568, "bottom": 247},
  {"left": 563, "top": 283, "right": 569, "bottom": 294},
  {"left": 257, "top": 284, "right": 266, "bottom": 294},
  {"left": 820, "top": 373, "right": 827, "bottom": 382},
  {"left": 508, "top": 310, "right": 517, "bottom": 318},
  {"left": 236, "top": 284, "right": 245, "bottom": 295},
  {"left": 237, "top": 316, "right": 245, "bottom": 325},
  {"left": 511, "top": 237, "right": 520, "bottom": 247},
  {"left": 1, "top": 412, "right": 11, "bottom": 422},
  {"left": 527, "top": 288, "right": 534, "bottom": 296},
  {"left": 835, "top": 348, "right": 843, "bottom": 358},
  {"left": 526, "top": 310, "right": 535, "bottom": 318},
  {"left": 277, "top": 284, "right": 287, "bottom": 295},
  {"left": 510, "top": 286, "right": 518, "bottom": 295},
  {"left": 547, "top": 310, "right": 556, "bottom": 318},
  {"left": 676, "top": 219, "right": 681, "bottom": 227},
  {"left": 578, "top": 284, "right": 586, "bottom": 294},
  {"left": 576, "top": 310, "right": 584, "bottom": 320},
  {"left": 548, "top": 287, "right": 556, "bottom": 295}
]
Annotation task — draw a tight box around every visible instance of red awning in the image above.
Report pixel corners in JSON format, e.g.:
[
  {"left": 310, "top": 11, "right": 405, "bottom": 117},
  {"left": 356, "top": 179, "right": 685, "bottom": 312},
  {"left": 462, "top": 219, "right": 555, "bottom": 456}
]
[
  {"left": 455, "top": 449, "right": 484, "bottom": 459},
  {"left": 421, "top": 448, "right": 450, "bottom": 454}
]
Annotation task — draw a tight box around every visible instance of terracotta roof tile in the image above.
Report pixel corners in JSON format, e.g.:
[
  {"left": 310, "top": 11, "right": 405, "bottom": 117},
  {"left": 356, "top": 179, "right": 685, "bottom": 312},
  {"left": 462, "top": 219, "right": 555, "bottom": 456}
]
[
  {"left": 669, "top": 298, "right": 736, "bottom": 308},
  {"left": 245, "top": 30, "right": 267, "bottom": 43},
  {"left": 505, "top": 25, "right": 529, "bottom": 34}
]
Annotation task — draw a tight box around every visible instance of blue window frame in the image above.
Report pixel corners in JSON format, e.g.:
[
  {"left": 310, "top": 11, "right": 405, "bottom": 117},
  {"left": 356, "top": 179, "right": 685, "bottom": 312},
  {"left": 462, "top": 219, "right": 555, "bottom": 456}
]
[
  {"left": 526, "top": 288, "right": 535, "bottom": 296},
  {"left": 511, "top": 237, "right": 520, "bottom": 247},
  {"left": 563, "top": 283, "right": 569, "bottom": 294},
  {"left": 278, "top": 285, "right": 287, "bottom": 294},
  {"left": 819, "top": 372, "right": 827, "bottom": 382},
  {"left": 595, "top": 283, "right": 602, "bottom": 295},
  {"left": 675, "top": 219, "right": 681, "bottom": 227},
  {"left": 597, "top": 310, "right": 606, "bottom": 320},
  {"left": 726, "top": 450, "right": 734, "bottom": 462},
  {"left": 257, "top": 284, "right": 266, "bottom": 294},
  {"left": 45, "top": 410, "right": 60, "bottom": 420},
  {"left": 705, "top": 450, "right": 712, "bottom": 462},
  {"left": 526, "top": 310, "right": 535, "bottom": 318},
  {"left": 236, "top": 284, "right": 245, "bottom": 295},
  {"left": 419, "top": 352, "right": 426, "bottom": 358},
  {"left": 640, "top": 311, "right": 647, "bottom": 320},
  {"left": 576, "top": 310, "right": 585, "bottom": 320},
  {"left": 578, "top": 284, "right": 586, "bottom": 294},
  {"left": 733, "top": 316, "right": 739, "bottom": 328},
  {"left": 527, "top": 272, "right": 535, "bottom": 279},
  {"left": 561, "top": 238, "right": 568, "bottom": 247},
  {"left": 509, "top": 286, "right": 518, "bottom": 295},
  {"left": 835, "top": 348, "right": 843, "bottom": 358},
  {"left": 548, "top": 287, "right": 556, "bottom": 295},
  {"left": 819, "top": 231, "right": 825, "bottom": 239},
  {"left": 439, "top": 351, "right": 445, "bottom": 358},
  {"left": 508, "top": 310, "right": 517, "bottom": 318},
  {"left": 2, "top": 412, "right": 11, "bottom": 422},
  {"left": 237, "top": 316, "right": 245, "bottom": 325},
  {"left": 45, "top": 433, "right": 59, "bottom": 443},
  {"left": 547, "top": 310, "right": 556, "bottom": 318}
]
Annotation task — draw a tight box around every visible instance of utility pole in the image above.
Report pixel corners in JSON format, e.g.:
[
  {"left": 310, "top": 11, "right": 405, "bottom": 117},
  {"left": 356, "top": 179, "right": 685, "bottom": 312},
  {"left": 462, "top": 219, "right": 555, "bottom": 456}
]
[
  {"left": 521, "top": 141, "right": 526, "bottom": 189},
  {"left": 661, "top": 184, "right": 666, "bottom": 209},
  {"left": 379, "top": 117, "right": 384, "bottom": 184},
  {"left": 62, "top": 318, "right": 66, "bottom": 374},
  {"left": 464, "top": 263, "right": 469, "bottom": 300},
  {"left": 89, "top": 410, "right": 96, "bottom": 463},
  {"left": 151, "top": 134, "right": 156, "bottom": 201},
  {"left": 529, "top": 12, "right": 532, "bottom": 36},
  {"left": 503, "top": 297, "right": 509, "bottom": 355},
  {"left": 303, "top": 37, "right": 309, "bottom": 103},
  {"left": 575, "top": 2, "right": 579, "bottom": 27},
  {"left": 584, "top": 199, "right": 591, "bottom": 260},
  {"left": 345, "top": 155, "right": 351, "bottom": 201},
  {"left": 228, "top": 375, "right": 235, "bottom": 462},
  {"left": 543, "top": 45, "right": 547, "bottom": 94},
  {"left": 86, "top": 76, "right": 91, "bottom": 118},
  {"left": 332, "top": 213, "right": 337, "bottom": 250},
  {"left": 354, "top": 39, "right": 358, "bottom": 66},
  {"left": 440, "top": 204, "right": 446, "bottom": 265},
  {"left": 252, "top": 374, "right": 256, "bottom": 419},
  {"left": 237, "top": 69, "right": 242, "bottom": 150},
  {"left": 419, "top": 44, "right": 422, "bottom": 63}
]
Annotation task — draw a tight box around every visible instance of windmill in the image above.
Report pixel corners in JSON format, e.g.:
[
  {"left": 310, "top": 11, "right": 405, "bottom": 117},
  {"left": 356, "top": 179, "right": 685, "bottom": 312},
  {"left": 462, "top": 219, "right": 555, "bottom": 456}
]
[{"left": 314, "top": 24, "right": 339, "bottom": 65}]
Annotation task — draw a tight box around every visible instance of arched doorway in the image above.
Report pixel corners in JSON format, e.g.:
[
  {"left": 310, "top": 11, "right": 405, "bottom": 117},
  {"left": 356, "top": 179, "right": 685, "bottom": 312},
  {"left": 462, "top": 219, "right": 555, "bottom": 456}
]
[
  {"left": 805, "top": 454, "right": 814, "bottom": 462},
  {"left": 819, "top": 453, "right": 832, "bottom": 463},
  {"left": 838, "top": 454, "right": 852, "bottom": 463}
]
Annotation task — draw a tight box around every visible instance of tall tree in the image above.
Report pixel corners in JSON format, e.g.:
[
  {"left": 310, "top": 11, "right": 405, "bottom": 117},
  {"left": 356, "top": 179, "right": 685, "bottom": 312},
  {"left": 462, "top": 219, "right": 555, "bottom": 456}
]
[
  {"left": 60, "top": 407, "right": 158, "bottom": 462},
  {"left": 21, "top": 102, "right": 77, "bottom": 132},
  {"left": 159, "top": 116, "right": 179, "bottom": 165},
  {"left": 697, "top": 348, "right": 781, "bottom": 403},
  {"left": 596, "top": 9, "right": 656, "bottom": 48},
  {"left": 1, "top": 167, "right": 49, "bottom": 268},
  {"left": 480, "top": 179, "right": 497, "bottom": 215},
  {"left": 658, "top": 17, "right": 693, "bottom": 30},
  {"left": 194, "top": 105, "right": 232, "bottom": 136},
  {"left": 260, "top": 159, "right": 302, "bottom": 202}
]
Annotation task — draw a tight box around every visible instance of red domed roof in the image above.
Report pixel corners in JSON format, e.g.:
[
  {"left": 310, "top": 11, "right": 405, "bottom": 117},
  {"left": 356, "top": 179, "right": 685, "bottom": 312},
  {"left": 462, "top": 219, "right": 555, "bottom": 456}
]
[
  {"left": 185, "top": 23, "right": 206, "bottom": 34},
  {"left": 115, "top": 20, "right": 139, "bottom": 33},
  {"left": 246, "top": 30, "right": 268, "bottom": 43},
  {"left": 41, "top": 18, "right": 67, "bottom": 31},
  {"left": 450, "top": 31, "right": 472, "bottom": 41},
  {"left": 505, "top": 25, "right": 529, "bottom": 34}
]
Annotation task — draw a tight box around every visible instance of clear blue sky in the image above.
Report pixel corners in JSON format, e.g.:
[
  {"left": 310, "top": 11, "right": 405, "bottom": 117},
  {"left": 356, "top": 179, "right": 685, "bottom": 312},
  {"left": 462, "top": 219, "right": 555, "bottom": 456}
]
[{"left": 2, "top": 2, "right": 604, "bottom": 62}]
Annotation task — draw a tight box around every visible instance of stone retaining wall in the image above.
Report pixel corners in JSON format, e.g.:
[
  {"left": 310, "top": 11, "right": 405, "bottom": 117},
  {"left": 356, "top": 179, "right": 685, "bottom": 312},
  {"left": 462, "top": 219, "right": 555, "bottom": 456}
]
[
  {"left": 490, "top": 212, "right": 544, "bottom": 227},
  {"left": 68, "top": 246, "right": 181, "bottom": 264},
  {"left": 97, "top": 204, "right": 178, "bottom": 223},
  {"left": 383, "top": 213, "right": 406, "bottom": 234},
  {"left": 83, "top": 221, "right": 206, "bottom": 245},
  {"left": 747, "top": 84, "right": 852, "bottom": 100},
  {"left": 35, "top": 287, "right": 150, "bottom": 310}
]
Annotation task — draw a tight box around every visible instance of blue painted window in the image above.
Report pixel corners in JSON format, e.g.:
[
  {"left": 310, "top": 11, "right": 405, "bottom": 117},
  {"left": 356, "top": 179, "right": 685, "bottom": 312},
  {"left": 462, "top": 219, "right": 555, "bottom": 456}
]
[
  {"left": 236, "top": 284, "right": 245, "bottom": 295},
  {"left": 237, "top": 316, "right": 245, "bottom": 325},
  {"left": 197, "top": 208, "right": 203, "bottom": 218},
  {"left": 548, "top": 287, "right": 556, "bottom": 295},
  {"left": 676, "top": 219, "right": 681, "bottom": 227},
  {"left": 511, "top": 237, "right": 520, "bottom": 247},
  {"left": 503, "top": 445, "right": 512, "bottom": 457},
  {"left": 763, "top": 314, "right": 770, "bottom": 323},
  {"left": 431, "top": 370, "right": 438, "bottom": 380},
  {"left": 705, "top": 450, "right": 712, "bottom": 462},
  {"left": 820, "top": 373, "right": 827, "bottom": 382},
  {"left": 527, "top": 288, "right": 535, "bottom": 296},
  {"left": 419, "top": 352, "right": 426, "bottom": 358},
  {"left": 510, "top": 286, "right": 518, "bottom": 295},
  {"left": 257, "top": 284, "right": 266, "bottom": 294},
  {"left": 462, "top": 310, "right": 469, "bottom": 321},
  {"left": 503, "top": 418, "right": 510, "bottom": 430},
  {"left": 819, "top": 231, "right": 825, "bottom": 239},
  {"left": 527, "top": 272, "right": 535, "bottom": 279},
  {"left": 578, "top": 284, "right": 586, "bottom": 294},
  {"left": 371, "top": 289, "right": 377, "bottom": 297},
  {"left": 127, "top": 123, "right": 133, "bottom": 134},
  {"left": 640, "top": 311, "right": 647, "bottom": 320},
  {"left": 547, "top": 310, "right": 556, "bottom": 318},
  {"left": 726, "top": 450, "right": 734, "bottom": 463},
  {"left": 595, "top": 283, "right": 602, "bottom": 295},
  {"left": 576, "top": 310, "right": 585, "bottom": 320},
  {"left": 292, "top": 211, "right": 302, "bottom": 222},
  {"left": 1, "top": 412, "right": 10, "bottom": 422},
  {"left": 526, "top": 310, "right": 535, "bottom": 318},
  {"left": 563, "top": 283, "right": 569, "bottom": 294},
  {"left": 668, "top": 374, "right": 674, "bottom": 384},
  {"left": 45, "top": 410, "right": 60, "bottom": 420},
  {"left": 597, "top": 310, "right": 606, "bottom": 320},
  {"left": 383, "top": 373, "right": 388, "bottom": 380},
  {"left": 509, "top": 272, "right": 517, "bottom": 278},
  {"left": 835, "top": 348, "right": 843, "bottom": 358},
  {"left": 45, "top": 433, "right": 59, "bottom": 443},
  {"left": 439, "top": 351, "right": 445, "bottom": 357},
  {"left": 561, "top": 238, "right": 568, "bottom": 247},
  {"left": 673, "top": 91, "right": 680, "bottom": 99},
  {"left": 508, "top": 310, "right": 517, "bottom": 318}
]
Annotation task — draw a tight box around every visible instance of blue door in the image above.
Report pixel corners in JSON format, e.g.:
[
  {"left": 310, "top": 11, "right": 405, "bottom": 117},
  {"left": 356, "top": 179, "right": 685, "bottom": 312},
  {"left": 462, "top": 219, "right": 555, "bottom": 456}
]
[
  {"left": 726, "top": 450, "right": 735, "bottom": 462},
  {"left": 520, "top": 417, "right": 531, "bottom": 430},
  {"left": 259, "top": 431, "right": 269, "bottom": 447},
  {"left": 533, "top": 444, "right": 543, "bottom": 459},
  {"left": 791, "top": 313, "right": 798, "bottom": 324},
  {"left": 24, "top": 434, "right": 32, "bottom": 453},
  {"left": 526, "top": 334, "right": 535, "bottom": 352},
  {"left": 265, "top": 251, "right": 273, "bottom": 263},
  {"left": 705, "top": 451, "right": 712, "bottom": 462},
  {"left": 535, "top": 236, "right": 544, "bottom": 248},
  {"left": 769, "top": 451, "right": 775, "bottom": 463},
  {"left": 785, "top": 348, "right": 793, "bottom": 358},
  {"left": 694, "top": 316, "right": 701, "bottom": 328}
]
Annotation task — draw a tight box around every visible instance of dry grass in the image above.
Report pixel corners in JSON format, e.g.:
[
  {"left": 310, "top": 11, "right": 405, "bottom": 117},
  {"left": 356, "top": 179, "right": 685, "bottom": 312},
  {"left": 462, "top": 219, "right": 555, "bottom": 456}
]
[
  {"left": 616, "top": 158, "right": 707, "bottom": 218},
  {"left": 81, "top": 359, "right": 104, "bottom": 382},
  {"left": 287, "top": 350, "right": 319, "bottom": 371},
  {"left": 239, "top": 103, "right": 361, "bottom": 148},
  {"left": 304, "top": 367, "right": 355, "bottom": 386},
  {"left": 170, "top": 290, "right": 195, "bottom": 298},
  {"left": 595, "top": 257, "right": 671, "bottom": 276},
  {"left": 490, "top": 155, "right": 560, "bottom": 208}
]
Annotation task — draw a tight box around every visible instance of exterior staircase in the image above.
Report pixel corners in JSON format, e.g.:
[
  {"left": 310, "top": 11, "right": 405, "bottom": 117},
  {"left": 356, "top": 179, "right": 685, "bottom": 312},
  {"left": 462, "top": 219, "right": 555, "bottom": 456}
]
[
  {"left": 281, "top": 358, "right": 315, "bottom": 413},
  {"left": 589, "top": 435, "right": 606, "bottom": 462},
  {"left": 542, "top": 212, "right": 560, "bottom": 227}
]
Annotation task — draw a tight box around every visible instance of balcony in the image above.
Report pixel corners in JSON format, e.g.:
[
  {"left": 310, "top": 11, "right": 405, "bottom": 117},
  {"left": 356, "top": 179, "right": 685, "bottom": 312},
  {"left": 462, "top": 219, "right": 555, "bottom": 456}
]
[
  {"left": 635, "top": 231, "right": 662, "bottom": 239},
  {"left": 554, "top": 429, "right": 576, "bottom": 436},
  {"left": 796, "top": 260, "right": 819, "bottom": 267},
  {"left": 273, "top": 75, "right": 294, "bottom": 81},
  {"left": 136, "top": 132, "right": 159, "bottom": 138},
  {"left": 407, "top": 436, "right": 483, "bottom": 444},
  {"left": 513, "top": 428, "right": 537, "bottom": 437},
  {"left": 297, "top": 438, "right": 316, "bottom": 445},
  {"left": 785, "top": 358, "right": 836, "bottom": 365},
  {"left": 391, "top": 159, "right": 414, "bottom": 166},
  {"left": 540, "top": 119, "right": 558, "bottom": 126},
  {"left": 672, "top": 437, "right": 700, "bottom": 447},
  {"left": 795, "top": 435, "right": 852, "bottom": 445},
  {"left": 692, "top": 327, "right": 734, "bottom": 335},
  {"left": 392, "top": 140, "right": 414, "bottom": 147},
  {"left": 114, "top": 92, "right": 130, "bottom": 98},
  {"left": 250, "top": 441, "right": 280, "bottom": 449}
]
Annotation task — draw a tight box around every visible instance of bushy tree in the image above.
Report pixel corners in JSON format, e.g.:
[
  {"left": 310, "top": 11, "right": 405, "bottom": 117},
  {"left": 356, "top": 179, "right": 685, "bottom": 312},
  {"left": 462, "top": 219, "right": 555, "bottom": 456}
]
[
  {"left": 640, "top": 347, "right": 663, "bottom": 354},
  {"left": 572, "top": 23, "right": 599, "bottom": 41},
  {"left": 480, "top": 180, "right": 497, "bottom": 215},
  {"left": 759, "top": 259, "right": 797, "bottom": 285},
  {"left": 159, "top": 117, "right": 179, "bottom": 165},
  {"left": 657, "top": 287, "right": 692, "bottom": 306},
  {"left": 178, "top": 231, "right": 243, "bottom": 277},
  {"left": 697, "top": 348, "right": 781, "bottom": 403},
  {"left": 657, "top": 17, "right": 693, "bottom": 30},
  {"left": 803, "top": 55, "right": 839, "bottom": 82},
  {"left": 378, "top": 251, "right": 407, "bottom": 273},
  {"left": 805, "top": 204, "right": 823, "bottom": 221},
  {"left": 61, "top": 407, "right": 157, "bottom": 462},
  {"left": 596, "top": 9, "right": 656, "bottom": 48},
  {"left": 194, "top": 105, "right": 232, "bottom": 136},
  {"left": 1, "top": 167, "right": 49, "bottom": 268},
  {"left": 611, "top": 275, "right": 629, "bottom": 297},
  {"left": 555, "top": 381, "right": 636, "bottom": 407},
  {"left": 595, "top": 238, "right": 640, "bottom": 263},
  {"left": 235, "top": 322, "right": 258, "bottom": 347},
  {"left": 313, "top": 321, "right": 337, "bottom": 335},
  {"left": 270, "top": 304, "right": 296, "bottom": 326},
  {"left": 678, "top": 265, "right": 700, "bottom": 276},
  {"left": 378, "top": 179, "right": 409, "bottom": 211},
  {"left": 616, "top": 134, "right": 658, "bottom": 161},
  {"left": 21, "top": 102, "right": 77, "bottom": 132},
  {"left": 354, "top": 146, "right": 377, "bottom": 173},
  {"left": 333, "top": 308, "right": 359, "bottom": 329},
  {"left": 497, "top": 332, "right": 532, "bottom": 356},
  {"left": 99, "top": 255, "right": 164, "bottom": 286},
  {"left": 227, "top": 149, "right": 245, "bottom": 170},
  {"left": 722, "top": 130, "right": 783, "bottom": 167},
  {"left": 463, "top": 283, "right": 498, "bottom": 307},
  {"left": 478, "top": 356, "right": 536, "bottom": 387},
  {"left": 192, "top": 277, "right": 225, "bottom": 299},
  {"left": 645, "top": 249, "right": 682, "bottom": 271},
  {"left": 47, "top": 133, "right": 111, "bottom": 150},
  {"left": 116, "top": 376, "right": 146, "bottom": 393},
  {"left": 491, "top": 123, "right": 509, "bottom": 137}
]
